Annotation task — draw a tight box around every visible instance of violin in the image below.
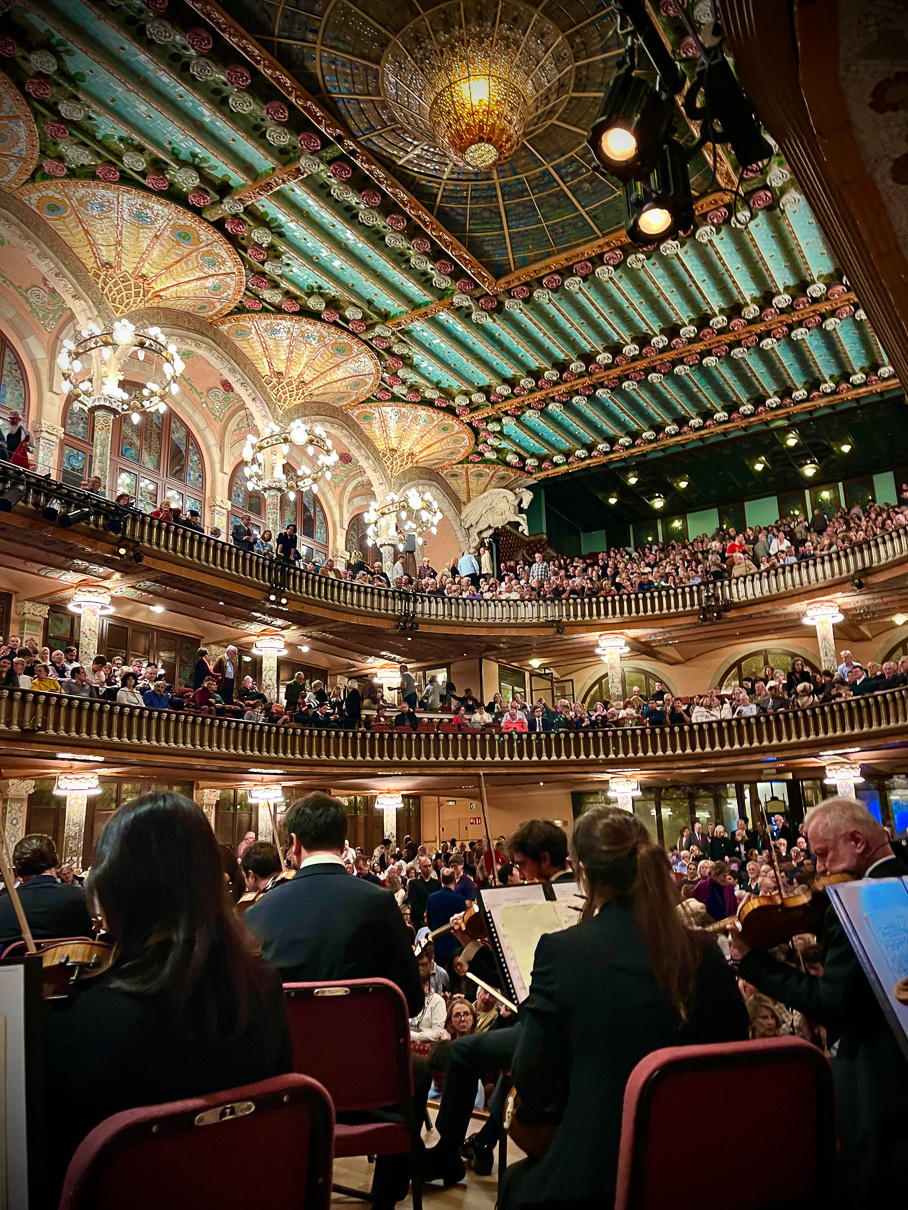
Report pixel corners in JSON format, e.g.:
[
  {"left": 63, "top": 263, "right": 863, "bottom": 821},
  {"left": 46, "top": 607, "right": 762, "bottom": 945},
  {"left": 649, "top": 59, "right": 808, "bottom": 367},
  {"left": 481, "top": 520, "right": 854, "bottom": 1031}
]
[
  {"left": 734, "top": 872, "right": 855, "bottom": 949},
  {"left": 41, "top": 939, "right": 113, "bottom": 1000},
  {"left": 236, "top": 869, "right": 294, "bottom": 917},
  {"left": 415, "top": 901, "right": 485, "bottom": 955}
]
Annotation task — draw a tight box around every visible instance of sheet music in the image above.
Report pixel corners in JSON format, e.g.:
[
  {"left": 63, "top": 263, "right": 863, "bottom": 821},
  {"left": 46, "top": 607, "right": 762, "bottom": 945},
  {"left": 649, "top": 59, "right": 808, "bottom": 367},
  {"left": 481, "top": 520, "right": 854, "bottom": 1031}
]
[
  {"left": 479, "top": 884, "right": 584, "bottom": 1004},
  {"left": 0, "top": 965, "right": 27, "bottom": 1209}
]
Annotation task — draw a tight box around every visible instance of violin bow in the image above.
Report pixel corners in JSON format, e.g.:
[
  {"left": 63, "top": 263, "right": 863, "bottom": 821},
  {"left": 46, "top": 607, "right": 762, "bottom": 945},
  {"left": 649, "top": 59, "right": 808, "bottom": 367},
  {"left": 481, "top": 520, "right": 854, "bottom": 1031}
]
[
  {"left": 0, "top": 833, "right": 37, "bottom": 955},
  {"left": 760, "top": 801, "right": 788, "bottom": 897}
]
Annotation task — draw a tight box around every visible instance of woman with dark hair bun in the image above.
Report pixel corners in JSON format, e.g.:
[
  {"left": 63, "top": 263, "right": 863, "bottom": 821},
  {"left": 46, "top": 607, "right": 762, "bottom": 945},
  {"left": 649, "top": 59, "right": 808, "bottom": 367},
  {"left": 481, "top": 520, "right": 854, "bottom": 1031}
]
[
  {"left": 500, "top": 807, "right": 748, "bottom": 1210},
  {"left": 43, "top": 792, "right": 290, "bottom": 1196}
]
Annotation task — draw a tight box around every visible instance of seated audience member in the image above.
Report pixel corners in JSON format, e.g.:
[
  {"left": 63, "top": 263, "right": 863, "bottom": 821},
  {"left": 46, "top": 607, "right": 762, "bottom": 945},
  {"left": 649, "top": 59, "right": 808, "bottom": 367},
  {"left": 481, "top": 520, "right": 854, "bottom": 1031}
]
[
  {"left": 116, "top": 671, "right": 145, "bottom": 707},
  {"left": 49, "top": 649, "right": 68, "bottom": 680},
  {"left": 394, "top": 702, "right": 418, "bottom": 730},
  {"left": 243, "top": 702, "right": 265, "bottom": 723},
  {"left": 498, "top": 809, "right": 747, "bottom": 1210},
  {"left": 30, "top": 662, "right": 61, "bottom": 693},
  {"left": 190, "top": 675, "right": 220, "bottom": 716},
  {"left": 746, "top": 993, "right": 785, "bottom": 1038},
  {"left": 446, "top": 996, "right": 478, "bottom": 1038},
  {"left": 240, "top": 841, "right": 283, "bottom": 895},
  {"left": 142, "top": 679, "right": 171, "bottom": 709},
  {"left": 84, "top": 655, "right": 108, "bottom": 692},
  {"left": 500, "top": 704, "right": 528, "bottom": 733},
  {"left": 0, "top": 833, "right": 93, "bottom": 945},
  {"left": 410, "top": 944, "right": 447, "bottom": 1043},
  {"left": 41, "top": 793, "right": 290, "bottom": 1199},
  {"left": 527, "top": 705, "right": 551, "bottom": 733},
  {"left": 470, "top": 705, "right": 493, "bottom": 729},
  {"left": 0, "top": 656, "right": 18, "bottom": 688},
  {"left": 62, "top": 665, "right": 97, "bottom": 698},
  {"left": 238, "top": 675, "right": 267, "bottom": 706},
  {"left": 692, "top": 860, "right": 738, "bottom": 922}
]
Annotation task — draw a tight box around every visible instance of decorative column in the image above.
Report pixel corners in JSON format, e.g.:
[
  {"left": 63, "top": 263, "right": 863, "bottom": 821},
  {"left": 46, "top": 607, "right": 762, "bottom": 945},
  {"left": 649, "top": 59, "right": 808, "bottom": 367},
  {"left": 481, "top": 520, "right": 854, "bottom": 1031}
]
[
  {"left": 87, "top": 401, "right": 119, "bottom": 498},
  {"left": 194, "top": 787, "right": 220, "bottom": 830},
  {"left": 54, "top": 772, "right": 101, "bottom": 868},
  {"left": 253, "top": 635, "right": 287, "bottom": 702},
  {"left": 260, "top": 480, "right": 284, "bottom": 538},
  {"left": 31, "top": 421, "right": 64, "bottom": 477},
  {"left": 15, "top": 600, "right": 49, "bottom": 644},
  {"left": 375, "top": 793, "right": 403, "bottom": 846},
  {"left": 70, "top": 585, "right": 113, "bottom": 666},
  {"left": 802, "top": 601, "right": 843, "bottom": 672},
  {"left": 0, "top": 778, "right": 35, "bottom": 855},
  {"left": 608, "top": 776, "right": 641, "bottom": 812},
  {"left": 248, "top": 784, "right": 284, "bottom": 844},
  {"left": 824, "top": 764, "right": 864, "bottom": 798},
  {"left": 209, "top": 497, "right": 232, "bottom": 537},
  {"left": 595, "top": 634, "right": 629, "bottom": 703}
]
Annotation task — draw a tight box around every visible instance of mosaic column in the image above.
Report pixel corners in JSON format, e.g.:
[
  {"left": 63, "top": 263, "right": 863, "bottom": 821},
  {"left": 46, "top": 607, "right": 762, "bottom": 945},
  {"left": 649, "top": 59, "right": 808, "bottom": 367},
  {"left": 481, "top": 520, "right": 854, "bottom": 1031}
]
[
  {"left": 608, "top": 777, "right": 641, "bottom": 813},
  {"left": 209, "top": 497, "right": 232, "bottom": 538},
  {"left": 15, "top": 600, "right": 49, "bottom": 644},
  {"left": 802, "top": 601, "right": 843, "bottom": 672},
  {"left": 55, "top": 773, "right": 100, "bottom": 868},
  {"left": 260, "top": 481, "right": 284, "bottom": 539},
  {"left": 194, "top": 787, "right": 220, "bottom": 830},
  {"left": 596, "top": 634, "right": 629, "bottom": 703},
  {"left": 248, "top": 785, "right": 284, "bottom": 844},
  {"left": 0, "top": 778, "right": 35, "bottom": 856},
  {"left": 31, "top": 421, "right": 64, "bottom": 477},
  {"left": 89, "top": 404, "right": 118, "bottom": 498},
  {"left": 70, "top": 585, "right": 112, "bottom": 666},
  {"left": 824, "top": 764, "right": 863, "bottom": 798},
  {"left": 253, "top": 635, "right": 287, "bottom": 702}
]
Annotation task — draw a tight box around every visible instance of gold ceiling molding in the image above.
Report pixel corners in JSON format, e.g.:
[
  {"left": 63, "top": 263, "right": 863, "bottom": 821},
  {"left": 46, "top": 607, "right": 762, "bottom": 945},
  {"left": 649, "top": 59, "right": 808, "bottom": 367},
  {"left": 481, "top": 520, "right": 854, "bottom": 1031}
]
[
  {"left": 469, "top": 292, "right": 859, "bottom": 422},
  {"left": 386, "top": 298, "right": 455, "bottom": 330},
  {"left": 181, "top": 0, "right": 497, "bottom": 293},
  {"left": 443, "top": 462, "right": 531, "bottom": 504},
  {"left": 213, "top": 313, "right": 381, "bottom": 416},
  {"left": 532, "top": 379, "right": 901, "bottom": 481},
  {"left": 0, "top": 69, "right": 39, "bottom": 193},
  {"left": 17, "top": 180, "right": 244, "bottom": 319},
  {"left": 343, "top": 402, "right": 474, "bottom": 478}
]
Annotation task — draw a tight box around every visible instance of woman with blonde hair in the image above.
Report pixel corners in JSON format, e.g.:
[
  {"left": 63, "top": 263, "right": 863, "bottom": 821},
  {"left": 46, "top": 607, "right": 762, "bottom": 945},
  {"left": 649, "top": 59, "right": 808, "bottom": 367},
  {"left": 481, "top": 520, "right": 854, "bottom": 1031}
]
[{"left": 500, "top": 807, "right": 747, "bottom": 1210}]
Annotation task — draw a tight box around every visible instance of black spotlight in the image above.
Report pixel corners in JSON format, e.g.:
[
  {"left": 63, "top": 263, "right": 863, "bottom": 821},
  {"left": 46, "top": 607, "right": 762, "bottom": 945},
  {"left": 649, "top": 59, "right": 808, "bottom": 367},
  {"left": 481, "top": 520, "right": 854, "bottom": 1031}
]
[
  {"left": 555, "top": 623, "right": 565, "bottom": 636},
  {"left": 0, "top": 485, "right": 26, "bottom": 512},
  {"left": 42, "top": 502, "right": 61, "bottom": 521},
  {"left": 698, "top": 606, "right": 709, "bottom": 623},
  {"left": 851, "top": 575, "right": 864, "bottom": 590},
  {"left": 588, "top": 61, "right": 675, "bottom": 182},
  {"left": 684, "top": 56, "right": 772, "bottom": 169},
  {"left": 131, "top": 549, "right": 144, "bottom": 563},
  {"left": 625, "top": 139, "right": 692, "bottom": 244},
  {"left": 410, "top": 621, "right": 420, "bottom": 632},
  {"left": 58, "top": 508, "right": 92, "bottom": 528},
  {"left": 117, "top": 542, "right": 129, "bottom": 557},
  {"left": 279, "top": 594, "right": 288, "bottom": 607},
  {"left": 105, "top": 514, "right": 124, "bottom": 535}
]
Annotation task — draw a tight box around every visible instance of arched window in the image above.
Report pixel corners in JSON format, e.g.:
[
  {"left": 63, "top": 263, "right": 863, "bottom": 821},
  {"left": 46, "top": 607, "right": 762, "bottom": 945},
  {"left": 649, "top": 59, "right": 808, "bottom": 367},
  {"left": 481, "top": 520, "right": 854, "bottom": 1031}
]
[
  {"left": 345, "top": 512, "right": 368, "bottom": 558},
  {"left": 0, "top": 330, "right": 28, "bottom": 421},
  {"left": 61, "top": 400, "right": 205, "bottom": 515},
  {"left": 228, "top": 464, "right": 329, "bottom": 557},
  {"left": 720, "top": 648, "right": 818, "bottom": 691},
  {"left": 228, "top": 464, "right": 264, "bottom": 527},
  {"left": 882, "top": 637, "right": 908, "bottom": 665},
  {"left": 583, "top": 666, "right": 673, "bottom": 706}
]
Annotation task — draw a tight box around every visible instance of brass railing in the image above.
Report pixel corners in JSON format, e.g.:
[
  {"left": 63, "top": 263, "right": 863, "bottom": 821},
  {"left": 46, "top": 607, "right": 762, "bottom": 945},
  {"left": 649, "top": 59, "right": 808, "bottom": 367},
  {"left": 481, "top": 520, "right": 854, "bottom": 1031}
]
[
  {"left": 2, "top": 465, "right": 906, "bottom": 626},
  {"left": 2, "top": 688, "right": 907, "bottom": 771}
]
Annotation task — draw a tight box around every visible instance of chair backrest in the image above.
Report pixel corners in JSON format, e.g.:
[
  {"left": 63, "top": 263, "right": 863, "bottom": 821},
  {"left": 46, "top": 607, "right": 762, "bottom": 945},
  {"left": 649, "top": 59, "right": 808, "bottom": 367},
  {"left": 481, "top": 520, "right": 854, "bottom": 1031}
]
[
  {"left": 284, "top": 978, "right": 412, "bottom": 1114},
  {"left": 614, "top": 1038, "right": 835, "bottom": 1210},
  {"left": 59, "top": 1073, "right": 334, "bottom": 1210},
  {"left": 438, "top": 722, "right": 460, "bottom": 733}
]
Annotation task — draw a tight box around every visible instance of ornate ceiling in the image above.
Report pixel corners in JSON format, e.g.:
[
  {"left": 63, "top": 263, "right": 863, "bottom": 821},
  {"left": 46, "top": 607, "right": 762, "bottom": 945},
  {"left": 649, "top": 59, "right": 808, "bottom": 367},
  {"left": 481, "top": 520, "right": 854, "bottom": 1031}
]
[{"left": 0, "top": 0, "right": 900, "bottom": 499}]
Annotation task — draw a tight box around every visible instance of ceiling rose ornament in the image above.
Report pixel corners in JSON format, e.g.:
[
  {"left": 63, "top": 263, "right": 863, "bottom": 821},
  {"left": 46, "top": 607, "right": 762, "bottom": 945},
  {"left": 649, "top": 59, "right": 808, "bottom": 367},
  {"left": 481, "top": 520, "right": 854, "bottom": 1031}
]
[
  {"left": 0, "top": 69, "right": 39, "bottom": 192},
  {"left": 215, "top": 313, "right": 381, "bottom": 418},
  {"left": 17, "top": 181, "right": 244, "bottom": 317},
  {"left": 57, "top": 319, "right": 184, "bottom": 422},
  {"left": 345, "top": 402, "right": 474, "bottom": 477},
  {"left": 381, "top": 0, "right": 574, "bottom": 171},
  {"left": 242, "top": 420, "right": 339, "bottom": 494},
  {"left": 365, "top": 488, "right": 443, "bottom": 552}
]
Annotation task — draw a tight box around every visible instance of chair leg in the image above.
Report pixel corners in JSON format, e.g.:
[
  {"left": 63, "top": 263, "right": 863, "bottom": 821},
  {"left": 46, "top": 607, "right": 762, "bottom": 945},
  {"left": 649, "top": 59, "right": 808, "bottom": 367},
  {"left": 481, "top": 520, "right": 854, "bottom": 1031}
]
[
  {"left": 410, "top": 1151, "right": 423, "bottom": 1210},
  {"left": 497, "top": 1130, "right": 508, "bottom": 1195},
  {"left": 332, "top": 1184, "right": 374, "bottom": 1202}
]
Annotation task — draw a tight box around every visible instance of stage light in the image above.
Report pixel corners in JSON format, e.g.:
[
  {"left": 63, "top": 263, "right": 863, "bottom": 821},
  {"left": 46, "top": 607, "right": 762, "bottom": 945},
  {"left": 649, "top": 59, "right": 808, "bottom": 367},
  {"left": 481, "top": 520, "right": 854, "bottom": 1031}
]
[
  {"left": 684, "top": 56, "right": 772, "bottom": 170},
  {"left": 624, "top": 139, "right": 692, "bottom": 245},
  {"left": 753, "top": 457, "right": 768, "bottom": 472},
  {"left": 42, "top": 502, "right": 60, "bottom": 520},
  {"left": 58, "top": 508, "right": 91, "bottom": 528},
  {"left": 840, "top": 442, "right": 853, "bottom": 454},
  {"left": 676, "top": 476, "right": 689, "bottom": 490},
  {"left": 784, "top": 432, "right": 799, "bottom": 447},
  {"left": 650, "top": 493, "right": 666, "bottom": 509},
  {"left": 800, "top": 460, "right": 820, "bottom": 478},
  {"left": 131, "top": 549, "right": 144, "bottom": 563},
  {"left": 588, "top": 62, "right": 675, "bottom": 182},
  {"left": 626, "top": 472, "right": 639, "bottom": 486},
  {"left": 607, "top": 494, "right": 618, "bottom": 505},
  {"left": 0, "top": 484, "right": 25, "bottom": 512},
  {"left": 117, "top": 543, "right": 128, "bottom": 556}
]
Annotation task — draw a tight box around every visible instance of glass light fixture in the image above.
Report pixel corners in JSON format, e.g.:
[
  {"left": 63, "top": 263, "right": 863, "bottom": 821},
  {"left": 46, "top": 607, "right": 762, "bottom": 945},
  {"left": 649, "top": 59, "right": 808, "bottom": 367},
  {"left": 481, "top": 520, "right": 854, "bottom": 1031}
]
[
  {"left": 364, "top": 488, "right": 442, "bottom": 550},
  {"left": 58, "top": 322, "right": 184, "bottom": 419},
  {"left": 242, "top": 421, "right": 339, "bottom": 494}
]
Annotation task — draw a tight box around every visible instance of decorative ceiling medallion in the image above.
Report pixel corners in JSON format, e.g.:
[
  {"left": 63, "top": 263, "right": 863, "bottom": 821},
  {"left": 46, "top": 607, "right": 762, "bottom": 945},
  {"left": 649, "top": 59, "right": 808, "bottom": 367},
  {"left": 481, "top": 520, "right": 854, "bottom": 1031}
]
[
  {"left": 0, "top": 69, "right": 39, "bottom": 192},
  {"left": 444, "top": 462, "right": 530, "bottom": 503},
  {"left": 345, "top": 402, "right": 474, "bottom": 477},
  {"left": 382, "top": 0, "right": 572, "bottom": 171},
  {"left": 215, "top": 313, "right": 381, "bottom": 416},
  {"left": 17, "top": 181, "right": 244, "bottom": 317}
]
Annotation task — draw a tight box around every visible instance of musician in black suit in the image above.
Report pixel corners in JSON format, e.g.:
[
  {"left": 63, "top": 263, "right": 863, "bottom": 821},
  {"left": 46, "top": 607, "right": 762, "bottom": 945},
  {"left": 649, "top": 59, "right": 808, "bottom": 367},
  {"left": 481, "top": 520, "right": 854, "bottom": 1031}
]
[
  {"left": 246, "top": 793, "right": 422, "bottom": 1210},
  {"left": 734, "top": 797, "right": 908, "bottom": 1210},
  {"left": 0, "top": 834, "right": 93, "bottom": 946},
  {"left": 500, "top": 808, "right": 747, "bottom": 1210}
]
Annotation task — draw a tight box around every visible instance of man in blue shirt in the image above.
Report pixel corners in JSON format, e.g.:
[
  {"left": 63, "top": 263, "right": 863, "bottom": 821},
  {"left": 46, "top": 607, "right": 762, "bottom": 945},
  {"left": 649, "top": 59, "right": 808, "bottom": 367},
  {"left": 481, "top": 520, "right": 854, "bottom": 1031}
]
[
  {"left": 425, "top": 867, "right": 467, "bottom": 973},
  {"left": 457, "top": 549, "right": 480, "bottom": 585}
]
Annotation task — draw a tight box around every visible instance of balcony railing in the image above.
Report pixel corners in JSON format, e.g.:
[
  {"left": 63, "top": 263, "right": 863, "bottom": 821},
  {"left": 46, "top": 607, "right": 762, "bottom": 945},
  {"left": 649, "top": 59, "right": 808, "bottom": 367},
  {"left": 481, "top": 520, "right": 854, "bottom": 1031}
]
[
  {"left": 2, "top": 687, "right": 907, "bottom": 772},
  {"left": 2, "top": 465, "right": 907, "bottom": 626}
]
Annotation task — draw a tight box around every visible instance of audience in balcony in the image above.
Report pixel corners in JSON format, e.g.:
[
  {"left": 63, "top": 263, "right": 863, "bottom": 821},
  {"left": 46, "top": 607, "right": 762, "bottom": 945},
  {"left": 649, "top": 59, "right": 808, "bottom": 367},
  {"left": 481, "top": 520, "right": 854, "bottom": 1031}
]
[{"left": 116, "top": 671, "right": 145, "bottom": 707}]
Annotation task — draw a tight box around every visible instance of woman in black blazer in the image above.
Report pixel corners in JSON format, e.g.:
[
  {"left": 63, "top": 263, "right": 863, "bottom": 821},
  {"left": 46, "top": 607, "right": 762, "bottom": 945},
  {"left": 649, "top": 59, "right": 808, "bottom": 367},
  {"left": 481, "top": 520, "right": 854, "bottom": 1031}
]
[
  {"left": 43, "top": 792, "right": 289, "bottom": 1199},
  {"left": 192, "top": 647, "right": 215, "bottom": 690},
  {"left": 502, "top": 807, "right": 748, "bottom": 1210}
]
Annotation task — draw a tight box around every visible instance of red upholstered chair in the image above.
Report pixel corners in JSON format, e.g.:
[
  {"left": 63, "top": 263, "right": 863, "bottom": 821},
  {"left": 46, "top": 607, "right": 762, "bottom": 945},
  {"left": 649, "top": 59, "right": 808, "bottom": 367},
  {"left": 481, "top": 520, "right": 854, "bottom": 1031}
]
[
  {"left": 58, "top": 1073, "right": 334, "bottom": 1210},
  {"left": 614, "top": 1038, "right": 835, "bottom": 1210},
  {"left": 283, "top": 978, "right": 422, "bottom": 1210},
  {"left": 395, "top": 726, "right": 415, "bottom": 734},
  {"left": 438, "top": 721, "right": 460, "bottom": 734},
  {"left": 415, "top": 721, "right": 436, "bottom": 734},
  {"left": 369, "top": 724, "right": 391, "bottom": 733}
]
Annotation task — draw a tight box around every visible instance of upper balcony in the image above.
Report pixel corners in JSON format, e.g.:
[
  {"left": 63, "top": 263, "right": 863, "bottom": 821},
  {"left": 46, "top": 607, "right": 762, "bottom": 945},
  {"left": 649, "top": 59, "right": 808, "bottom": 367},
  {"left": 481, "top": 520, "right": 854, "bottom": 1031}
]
[{"left": 2, "top": 465, "right": 908, "bottom": 642}]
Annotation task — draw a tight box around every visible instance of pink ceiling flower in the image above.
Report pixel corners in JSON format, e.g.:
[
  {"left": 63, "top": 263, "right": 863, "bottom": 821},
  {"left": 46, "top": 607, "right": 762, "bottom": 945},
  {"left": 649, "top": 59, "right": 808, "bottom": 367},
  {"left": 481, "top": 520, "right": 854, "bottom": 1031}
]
[
  {"left": 146, "top": 0, "right": 169, "bottom": 11},
  {"left": 479, "top": 443, "right": 491, "bottom": 453},
  {"left": 642, "top": 345, "right": 657, "bottom": 357},
  {"left": 605, "top": 376, "right": 621, "bottom": 389},
  {"left": 385, "top": 374, "right": 402, "bottom": 386},
  {"left": 713, "top": 344, "right": 729, "bottom": 356},
  {"left": 457, "top": 278, "right": 475, "bottom": 293},
  {"left": 866, "top": 374, "right": 880, "bottom": 385},
  {"left": 224, "top": 216, "right": 248, "bottom": 235},
  {"left": 530, "top": 399, "right": 545, "bottom": 409},
  {"left": 750, "top": 188, "right": 773, "bottom": 209},
  {"left": 329, "top": 160, "right": 352, "bottom": 181},
  {"left": 683, "top": 354, "right": 699, "bottom": 367},
  {"left": 410, "top": 237, "right": 430, "bottom": 253},
  {"left": 836, "top": 304, "right": 854, "bottom": 319},
  {"left": 827, "top": 283, "right": 847, "bottom": 300},
  {"left": 42, "top": 158, "right": 67, "bottom": 177},
  {"left": 579, "top": 384, "right": 593, "bottom": 395},
  {"left": 24, "top": 77, "right": 52, "bottom": 100},
  {"left": 146, "top": 171, "right": 170, "bottom": 191},
  {"left": 406, "top": 390, "right": 420, "bottom": 402},
  {"left": 510, "top": 284, "right": 530, "bottom": 300},
  {"left": 542, "top": 461, "right": 553, "bottom": 470},
  {"left": 435, "top": 258, "right": 454, "bottom": 275},
  {"left": 248, "top": 273, "right": 268, "bottom": 289},
  {"left": 728, "top": 316, "right": 747, "bottom": 331},
  {"left": 434, "top": 397, "right": 448, "bottom": 408},
  {"left": 372, "top": 335, "right": 389, "bottom": 349},
  {"left": 513, "top": 386, "right": 527, "bottom": 396},
  {"left": 349, "top": 319, "right": 366, "bottom": 333},
  {"left": 489, "top": 393, "right": 501, "bottom": 403},
  {"left": 603, "top": 249, "right": 624, "bottom": 266},
  {"left": 741, "top": 335, "right": 758, "bottom": 347},
  {"left": 792, "top": 296, "right": 810, "bottom": 310},
  {"left": 321, "top": 308, "right": 339, "bottom": 323},
  {"left": 655, "top": 364, "right": 671, "bottom": 376},
  {"left": 220, "top": 379, "right": 234, "bottom": 393},
  {"left": 629, "top": 369, "right": 646, "bottom": 380},
  {"left": 281, "top": 298, "right": 300, "bottom": 312},
  {"left": 761, "top": 307, "right": 779, "bottom": 320},
  {"left": 508, "top": 406, "right": 522, "bottom": 416},
  {"left": 562, "top": 371, "right": 576, "bottom": 382},
  {"left": 385, "top": 356, "right": 403, "bottom": 370},
  {"left": 469, "top": 453, "right": 482, "bottom": 462},
  {"left": 836, "top": 382, "right": 850, "bottom": 394},
  {"left": 614, "top": 354, "right": 630, "bottom": 366},
  {"left": 96, "top": 163, "right": 120, "bottom": 182},
  {"left": 187, "top": 188, "right": 210, "bottom": 207},
  {"left": 479, "top": 294, "right": 497, "bottom": 310},
  {"left": 0, "top": 35, "right": 19, "bottom": 57},
  {"left": 542, "top": 273, "right": 562, "bottom": 289},
  {"left": 699, "top": 328, "right": 713, "bottom": 341},
  {"left": 226, "top": 65, "right": 252, "bottom": 88},
  {"left": 298, "top": 132, "right": 321, "bottom": 152},
  {"left": 376, "top": 389, "right": 392, "bottom": 400},
  {"left": 265, "top": 100, "right": 289, "bottom": 122},
  {"left": 247, "top": 244, "right": 266, "bottom": 262},
  {"left": 44, "top": 121, "right": 69, "bottom": 141},
  {"left": 572, "top": 260, "right": 593, "bottom": 276},
  {"left": 771, "top": 326, "right": 789, "bottom": 339},
  {"left": 670, "top": 336, "right": 688, "bottom": 349},
  {"left": 243, "top": 298, "right": 262, "bottom": 310},
  {"left": 802, "top": 315, "right": 820, "bottom": 329},
  {"left": 360, "top": 188, "right": 382, "bottom": 208},
  {"left": 386, "top": 213, "right": 407, "bottom": 231},
  {"left": 185, "top": 27, "right": 213, "bottom": 51},
  {"left": 707, "top": 207, "right": 728, "bottom": 224},
  {"left": 338, "top": 451, "right": 353, "bottom": 464}
]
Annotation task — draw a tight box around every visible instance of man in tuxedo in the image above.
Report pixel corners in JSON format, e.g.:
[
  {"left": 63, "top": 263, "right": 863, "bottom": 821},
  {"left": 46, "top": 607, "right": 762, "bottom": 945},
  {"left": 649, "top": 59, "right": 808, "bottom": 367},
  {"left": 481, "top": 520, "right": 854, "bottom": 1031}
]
[
  {"left": 527, "top": 705, "right": 551, "bottom": 733},
  {"left": 769, "top": 812, "right": 795, "bottom": 848},
  {"left": 0, "top": 834, "right": 93, "bottom": 945},
  {"left": 246, "top": 793, "right": 422, "bottom": 1208},
  {"left": 733, "top": 797, "right": 908, "bottom": 1209}
]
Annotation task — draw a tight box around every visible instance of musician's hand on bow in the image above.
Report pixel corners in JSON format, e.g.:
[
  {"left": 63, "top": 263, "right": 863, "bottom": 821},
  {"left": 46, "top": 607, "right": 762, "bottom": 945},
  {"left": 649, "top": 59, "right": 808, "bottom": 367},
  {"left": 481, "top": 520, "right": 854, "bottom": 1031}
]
[{"left": 449, "top": 911, "right": 468, "bottom": 945}]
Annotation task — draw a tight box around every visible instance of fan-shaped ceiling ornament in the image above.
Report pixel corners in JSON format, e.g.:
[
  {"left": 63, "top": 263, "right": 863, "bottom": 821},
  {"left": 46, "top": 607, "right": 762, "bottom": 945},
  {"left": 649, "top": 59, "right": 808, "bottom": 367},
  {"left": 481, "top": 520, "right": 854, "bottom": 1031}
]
[
  {"left": 0, "top": 69, "right": 39, "bottom": 192},
  {"left": 444, "top": 462, "right": 531, "bottom": 504},
  {"left": 215, "top": 313, "right": 381, "bottom": 418},
  {"left": 345, "top": 402, "right": 473, "bottom": 477},
  {"left": 16, "top": 181, "right": 244, "bottom": 317}
]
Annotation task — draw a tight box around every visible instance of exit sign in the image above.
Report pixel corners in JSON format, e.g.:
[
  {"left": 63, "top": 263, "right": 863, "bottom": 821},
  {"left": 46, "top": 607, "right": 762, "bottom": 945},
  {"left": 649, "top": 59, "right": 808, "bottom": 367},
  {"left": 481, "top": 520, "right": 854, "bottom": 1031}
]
[{"left": 470, "top": 816, "right": 481, "bottom": 826}]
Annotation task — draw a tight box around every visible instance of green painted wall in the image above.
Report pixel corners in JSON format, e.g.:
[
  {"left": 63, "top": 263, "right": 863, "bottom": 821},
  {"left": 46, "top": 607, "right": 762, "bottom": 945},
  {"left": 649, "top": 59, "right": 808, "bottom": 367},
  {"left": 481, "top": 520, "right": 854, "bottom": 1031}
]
[
  {"left": 745, "top": 496, "right": 780, "bottom": 529},
  {"left": 686, "top": 507, "right": 720, "bottom": 539},
  {"left": 581, "top": 528, "right": 607, "bottom": 554},
  {"left": 873, "top": 471, "right": 897, "bottom": 505},
  {"left": 525, "top": 487, "right": 545, "bottom": 534}
]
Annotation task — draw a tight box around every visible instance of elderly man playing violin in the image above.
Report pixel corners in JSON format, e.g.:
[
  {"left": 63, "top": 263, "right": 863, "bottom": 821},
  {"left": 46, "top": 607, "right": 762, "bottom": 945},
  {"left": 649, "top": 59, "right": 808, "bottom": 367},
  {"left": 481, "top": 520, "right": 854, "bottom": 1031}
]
[{"left": 730, "top": 796, "right": 907, "bottom": 1210}]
